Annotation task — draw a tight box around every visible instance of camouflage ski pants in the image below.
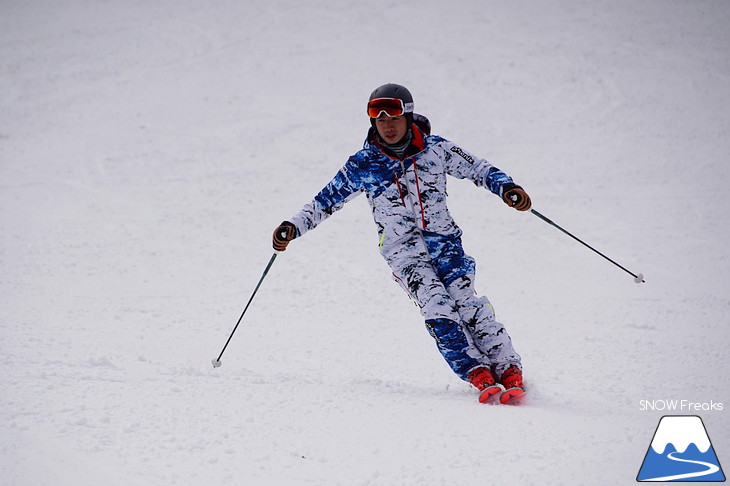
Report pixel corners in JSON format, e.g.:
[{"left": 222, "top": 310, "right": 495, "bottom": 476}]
[{"left": 386, "top": 231, "right": 522, "bottom": 381}]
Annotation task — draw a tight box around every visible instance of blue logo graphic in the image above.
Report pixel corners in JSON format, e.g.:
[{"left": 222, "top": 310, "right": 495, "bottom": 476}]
[{"left": 637, "top": 415, "right": 725, "bottom": 482}]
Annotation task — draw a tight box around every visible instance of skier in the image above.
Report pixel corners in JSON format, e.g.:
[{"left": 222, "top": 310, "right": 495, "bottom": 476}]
[{"left": 272, "top": 83, "right": 532, "bottom": 404}]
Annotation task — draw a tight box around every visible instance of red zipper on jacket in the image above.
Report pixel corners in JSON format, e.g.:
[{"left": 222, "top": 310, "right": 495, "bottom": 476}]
[
  {"left": 412, "top": 163, "right": 427, "bottom": 230},
  {"left": 392, "top": 164, "right": 427, "bottom": 230}
]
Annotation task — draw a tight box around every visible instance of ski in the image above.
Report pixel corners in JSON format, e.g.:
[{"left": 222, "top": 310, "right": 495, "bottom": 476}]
[
  {"left": 499, "top": 387, "right": 526, "bottom": 405},
  {"left": 478, "top": 385, "right": 526, "bottom": 404},
  {"left": 478, "top": 384, "right": 504, "bottom": 404}
]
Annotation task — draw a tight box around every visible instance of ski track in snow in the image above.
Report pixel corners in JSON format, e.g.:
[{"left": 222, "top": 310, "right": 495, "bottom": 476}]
[{"left": 1, "top": 1, "right": 729, "bottom": 485}]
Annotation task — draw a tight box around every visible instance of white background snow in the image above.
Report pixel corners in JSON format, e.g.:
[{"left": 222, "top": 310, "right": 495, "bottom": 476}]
[{"left": 2, "top": 1, "right": 729, "bottom": 484}]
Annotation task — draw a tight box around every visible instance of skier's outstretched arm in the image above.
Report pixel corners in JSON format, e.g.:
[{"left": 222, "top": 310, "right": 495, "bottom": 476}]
[
  {"left": 440, "top": 140, "right": 531, "bottom": 211},
  {"left": 271, "top": 163, "right": 362, "bottom": 251}
]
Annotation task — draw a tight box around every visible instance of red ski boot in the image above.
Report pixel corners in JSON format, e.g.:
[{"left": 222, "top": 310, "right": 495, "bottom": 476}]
[
  {"left": 499, "top": 365, "right": 525, "bottom": 404},
  {"left": 468, "top": 366, "right": 503, "bottom": 403}
]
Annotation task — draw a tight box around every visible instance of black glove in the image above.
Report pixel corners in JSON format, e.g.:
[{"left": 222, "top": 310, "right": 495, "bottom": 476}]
[
  {"left": 502, "top": 184, "right": 532, "bottom": 211},
  {"left": 273, "top": 221, "right": 297, "bottom": 251}
]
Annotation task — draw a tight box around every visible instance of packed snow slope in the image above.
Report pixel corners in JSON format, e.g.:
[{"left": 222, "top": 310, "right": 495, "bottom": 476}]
[{"left": 2, "top": 1, "right": 729, "bottom": 485}]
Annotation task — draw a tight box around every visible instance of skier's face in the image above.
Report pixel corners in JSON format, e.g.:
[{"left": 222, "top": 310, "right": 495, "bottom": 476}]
[{"left": 375, "top": 115, "right": 408, "bottom": 144}]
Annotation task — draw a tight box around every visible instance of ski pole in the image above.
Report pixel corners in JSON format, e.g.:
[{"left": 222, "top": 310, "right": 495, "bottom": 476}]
[
  {"left": 530, "top": 209, "right": 645, "bottom": 284},
  {"left": 212, "top": 252, "right": 280, "bottom": 368}
]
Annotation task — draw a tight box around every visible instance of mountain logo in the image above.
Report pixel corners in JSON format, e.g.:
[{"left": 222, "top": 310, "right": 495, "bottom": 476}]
[{"left": 637, "top": 415, "right": 726, "bottom": 482}]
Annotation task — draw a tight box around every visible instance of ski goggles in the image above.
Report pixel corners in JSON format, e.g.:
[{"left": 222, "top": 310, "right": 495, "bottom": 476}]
[{"left": 367, "top": 97, "right": 414, "bottom": 118}]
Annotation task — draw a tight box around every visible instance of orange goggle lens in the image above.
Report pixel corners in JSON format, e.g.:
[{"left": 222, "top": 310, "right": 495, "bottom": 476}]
[{"left": 367, "top": 97, "right": 412, "bottom": 118}]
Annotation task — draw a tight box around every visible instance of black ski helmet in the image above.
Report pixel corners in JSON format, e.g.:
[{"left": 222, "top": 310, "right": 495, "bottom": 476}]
[{"left": 368, "top": 83, "right": 414, "bottom": 127}]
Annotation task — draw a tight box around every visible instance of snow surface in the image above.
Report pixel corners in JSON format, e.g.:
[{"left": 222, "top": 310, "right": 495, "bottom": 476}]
[{"left": 1, "top": 0, "right": 729, "bottom": 485}]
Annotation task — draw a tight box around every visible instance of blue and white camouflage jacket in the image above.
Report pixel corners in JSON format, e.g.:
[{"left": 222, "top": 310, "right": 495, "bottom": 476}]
[{"left": 289, "top": 124, "right": 517, "bottom": 262}]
